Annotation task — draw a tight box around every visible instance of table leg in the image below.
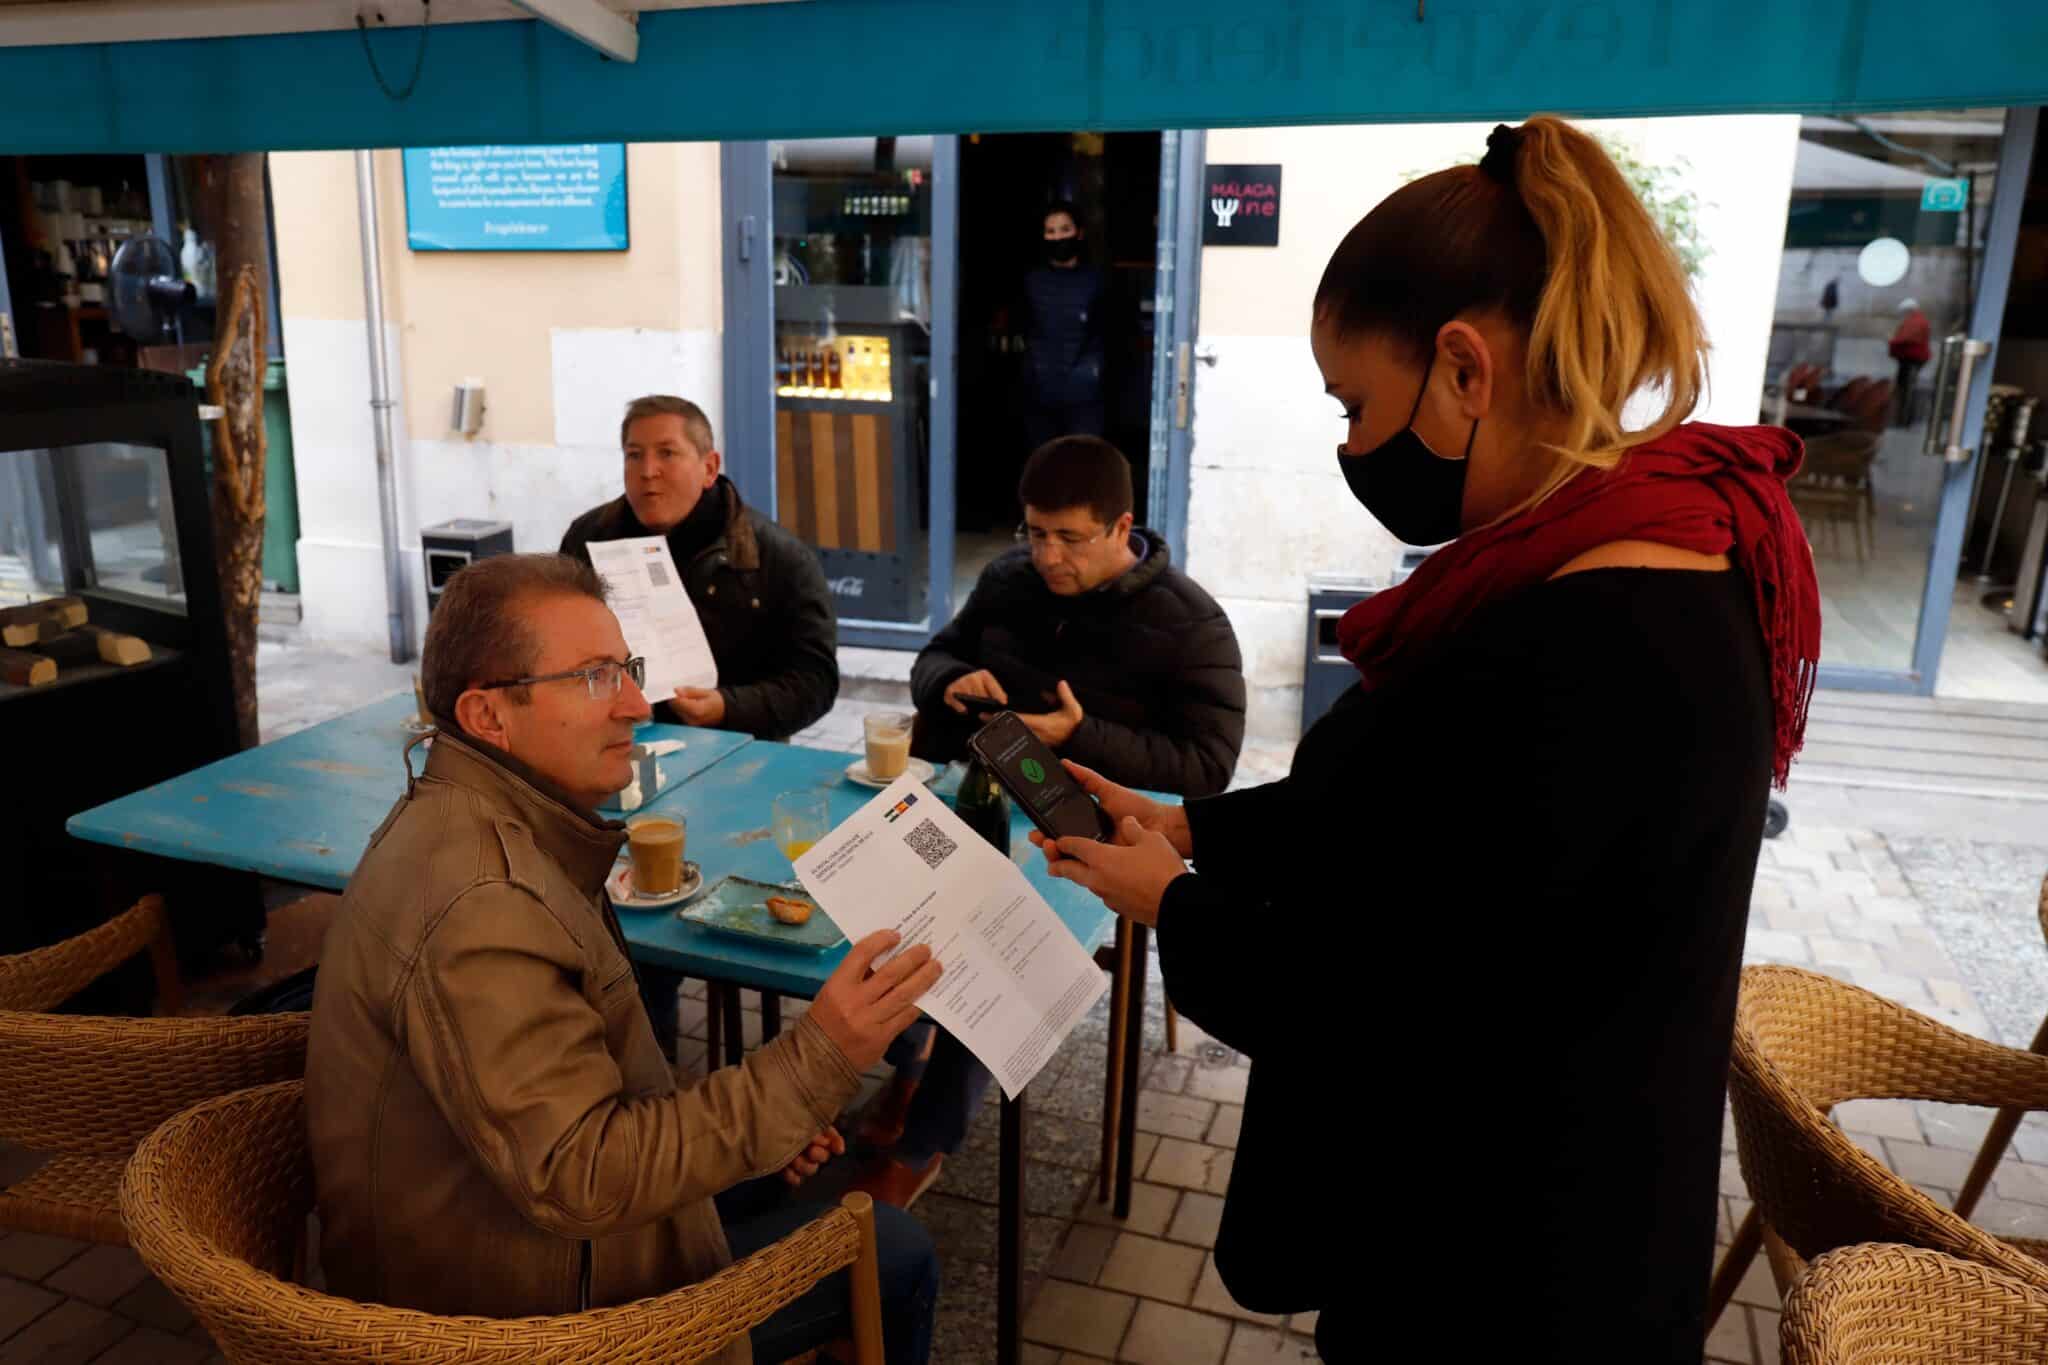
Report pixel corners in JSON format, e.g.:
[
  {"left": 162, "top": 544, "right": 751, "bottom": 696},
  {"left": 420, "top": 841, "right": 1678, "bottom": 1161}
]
[
  {"left": 721, "top": 984, "right": 745, "bottom": 1068},
  {"left": 1100, "top": 920, "right": 1132, "bottom": 1203},
  {"left": 706, "top": 981, "right": 725, "bottom": 1069},
  {"left": 638, "top": 965, "right": 682, "bottom": 1064},
  {"left": 761, "top": 990, "right": 782, "bottom": 1042},
  {"left": 1115, "top": 923, "right": 1149, "bottom": 1219},
  {"left": 998, "top": 1087, "right": 1026, "bottom": 1365}
]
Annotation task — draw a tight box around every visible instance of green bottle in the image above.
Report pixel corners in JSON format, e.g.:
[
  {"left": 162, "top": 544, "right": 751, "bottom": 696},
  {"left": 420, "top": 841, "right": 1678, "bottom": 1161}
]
[{"left": 955, "top": 759, "right": 1012, "bottom": 858}]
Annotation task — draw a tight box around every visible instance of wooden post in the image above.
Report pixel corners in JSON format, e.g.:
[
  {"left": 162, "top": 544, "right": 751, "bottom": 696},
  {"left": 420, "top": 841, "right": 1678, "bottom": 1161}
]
[
  {"left": 206, "top": 261, "right": 266, "bottom": 749},
  {"left": 196, "top": 152, "right": 271, "bottom": 750}
]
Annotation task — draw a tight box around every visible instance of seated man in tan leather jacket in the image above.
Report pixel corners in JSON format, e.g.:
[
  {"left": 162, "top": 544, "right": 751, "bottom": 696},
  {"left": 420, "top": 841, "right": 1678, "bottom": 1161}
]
[{"left": 306, "top": 553, "right": 943, "bottom": 1365}]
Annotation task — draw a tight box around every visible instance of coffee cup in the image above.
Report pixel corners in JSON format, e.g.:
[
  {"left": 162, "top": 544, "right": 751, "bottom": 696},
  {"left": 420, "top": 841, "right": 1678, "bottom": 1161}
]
[
  {"left": 625, "top": 814, "right": 687, "bottom": 895},
  {"left": 863, "top": 712, "right": 913, "bottom": 781}
]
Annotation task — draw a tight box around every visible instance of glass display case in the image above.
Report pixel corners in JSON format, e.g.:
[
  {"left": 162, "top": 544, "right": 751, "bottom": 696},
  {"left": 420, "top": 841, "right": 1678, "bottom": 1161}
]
[{"left": 1, "top": 358, "right": 249, "bottom": 974}]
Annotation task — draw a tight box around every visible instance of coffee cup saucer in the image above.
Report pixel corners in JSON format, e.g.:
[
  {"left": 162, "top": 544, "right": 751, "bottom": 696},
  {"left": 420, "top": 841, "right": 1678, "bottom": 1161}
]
[
  {"left": 607, "top": 858, "right": 703, "bottom": 910},
  {"left": 846, "top": 756, "right": 936, "bottom": 790}
]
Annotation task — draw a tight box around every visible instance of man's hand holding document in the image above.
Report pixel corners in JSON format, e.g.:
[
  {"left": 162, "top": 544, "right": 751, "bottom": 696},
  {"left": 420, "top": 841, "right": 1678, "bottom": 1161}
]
[{"left": 794, "top": 774, "right": 1108, "bottom": 1098}]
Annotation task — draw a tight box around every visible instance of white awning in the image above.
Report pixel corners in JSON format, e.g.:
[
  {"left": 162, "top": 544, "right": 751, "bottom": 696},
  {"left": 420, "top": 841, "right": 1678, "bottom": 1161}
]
[{"left": 1793, "top": 139, "right": 1935, "bottom": 193}]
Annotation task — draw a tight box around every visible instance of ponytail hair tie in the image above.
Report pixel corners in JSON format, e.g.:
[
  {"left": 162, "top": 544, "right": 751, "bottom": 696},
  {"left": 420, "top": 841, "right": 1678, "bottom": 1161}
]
[{"left": 1479, "top": 123, "right": 1523, "bottom": 186}]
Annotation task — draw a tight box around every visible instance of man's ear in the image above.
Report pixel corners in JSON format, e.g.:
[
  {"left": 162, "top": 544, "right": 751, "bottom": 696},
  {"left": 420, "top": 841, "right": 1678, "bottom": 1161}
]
[
  {"left": 1112, "top": 511, "right": 1135, "bottom": 541},
  {"left": 701, "top": 447, "right": 724, "bottom": 487},
  {"left": 453, "top": 688, "right": 510, "bottom": 748}
]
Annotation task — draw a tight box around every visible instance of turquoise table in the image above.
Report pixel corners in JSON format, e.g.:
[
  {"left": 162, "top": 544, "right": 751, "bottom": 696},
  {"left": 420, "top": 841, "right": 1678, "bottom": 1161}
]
[
  {"left": 618, "top": 741, "right": 1117, "bottom": 996},
  {"left": 64, "top": 692, "right": 750, "bottom": 891}
]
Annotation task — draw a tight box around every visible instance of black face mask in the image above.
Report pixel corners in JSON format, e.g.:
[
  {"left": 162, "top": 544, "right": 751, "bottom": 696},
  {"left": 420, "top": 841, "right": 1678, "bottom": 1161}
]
[
  {"left": 1335, "top": 355, "right": 1476, "bottom": 546},
  {"left": 1044, "top": 237, "right": 1080, "bottom": 264}
]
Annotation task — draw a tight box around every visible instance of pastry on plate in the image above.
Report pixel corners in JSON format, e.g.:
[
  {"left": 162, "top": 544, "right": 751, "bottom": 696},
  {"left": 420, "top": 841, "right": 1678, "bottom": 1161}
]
[{"left": 765, "top": 894, "right": 814, "bottom": 926}]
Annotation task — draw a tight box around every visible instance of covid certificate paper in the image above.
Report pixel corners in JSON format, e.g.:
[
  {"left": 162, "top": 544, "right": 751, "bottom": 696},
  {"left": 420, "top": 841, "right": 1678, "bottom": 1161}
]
[
  {"left": 585, "top": 536, "right": 718, "bottom": 698},
  {"left": 794, "top": 775, "right": 1108, "bottom": 1099}
]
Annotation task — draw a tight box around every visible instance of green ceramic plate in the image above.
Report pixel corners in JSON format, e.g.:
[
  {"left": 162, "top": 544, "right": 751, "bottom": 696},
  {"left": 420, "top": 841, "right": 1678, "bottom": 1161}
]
[{"left": 678, "top": 875, "right": 848, "bottom": 953}]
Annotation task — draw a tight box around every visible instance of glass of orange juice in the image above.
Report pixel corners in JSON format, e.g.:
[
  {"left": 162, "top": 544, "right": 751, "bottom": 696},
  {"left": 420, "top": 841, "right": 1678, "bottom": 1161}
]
[{"left": 772, "top": 792, "right": 830, "bottom": 869}]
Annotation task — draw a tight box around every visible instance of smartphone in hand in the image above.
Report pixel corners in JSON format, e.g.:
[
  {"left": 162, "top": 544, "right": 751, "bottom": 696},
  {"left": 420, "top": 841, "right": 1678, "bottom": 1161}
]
[{"left": 966, "top": 711, "right": 1116, "bottom": 842}]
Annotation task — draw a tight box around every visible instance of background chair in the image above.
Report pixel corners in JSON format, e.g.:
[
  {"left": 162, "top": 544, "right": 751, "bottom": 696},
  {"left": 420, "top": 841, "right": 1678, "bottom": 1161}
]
[
  {"left": 1789, "top": 431, "right": 1882, "bottom": 561},
  {"left": 122, "top": 1079, "right": 887, "bottom": 1364},
  {"left": 0, "top": 895, "right": 307, "bottom": 1244},
  {"left": 1955, "top": 872, "right": 2048, "bottom": 1218},
  {"left": 1848, "top": 380, "right": 1895, "bottom": 435},
  {"left": 1716, "top": 965, "right": 2048, "bottom": 1323},
  {"left": 1828, "top": 376, "right": 1874, "bottom": 413},
  {"left": 1781, "top": 1242, "right": 2048, "bottom": 1363}
]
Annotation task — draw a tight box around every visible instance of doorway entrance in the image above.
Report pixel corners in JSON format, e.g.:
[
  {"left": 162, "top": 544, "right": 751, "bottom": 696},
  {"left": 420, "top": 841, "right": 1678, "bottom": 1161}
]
[
  {"left": 1759, "top": 107, "right": 2045, "bottom": 701},
  {"left": 720, "top": 131, "right": 1196, "bottom": 649},
  {"left": 953, "top": 132, "right": 1162, "bottom": 609}
]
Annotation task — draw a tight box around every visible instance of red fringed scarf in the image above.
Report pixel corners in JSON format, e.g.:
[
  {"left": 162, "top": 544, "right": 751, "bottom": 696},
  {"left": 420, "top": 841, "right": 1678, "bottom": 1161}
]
[{"left": 1337, "top": 422, "right": 1823, "bottom": 787}]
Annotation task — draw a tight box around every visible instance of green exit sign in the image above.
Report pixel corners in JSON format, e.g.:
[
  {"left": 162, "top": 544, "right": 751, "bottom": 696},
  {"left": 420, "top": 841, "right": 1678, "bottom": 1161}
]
[{"left": 1921, "top": 178, "right": 1970, "bottom": 212}]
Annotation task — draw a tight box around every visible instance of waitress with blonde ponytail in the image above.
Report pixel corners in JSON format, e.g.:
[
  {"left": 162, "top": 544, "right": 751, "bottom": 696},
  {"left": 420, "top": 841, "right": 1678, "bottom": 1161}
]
[{"left": 1034, "top": 118, "right": 1820, "bottom": 1361}]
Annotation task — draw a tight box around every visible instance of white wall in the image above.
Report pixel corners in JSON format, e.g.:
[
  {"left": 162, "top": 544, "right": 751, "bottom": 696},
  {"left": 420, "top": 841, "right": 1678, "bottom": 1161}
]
[
  {"left": 1189, "top": 114, "right": 1802, "bottom": 742},
  {"left": 272, "top": 145, "right": 724, "bottom": 655}
]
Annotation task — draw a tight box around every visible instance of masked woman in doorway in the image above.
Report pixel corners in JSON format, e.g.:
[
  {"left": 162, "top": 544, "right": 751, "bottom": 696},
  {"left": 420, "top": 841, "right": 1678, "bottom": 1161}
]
[{"left": 1033, "top": 117, "right": 1820, "bottom": 1362}]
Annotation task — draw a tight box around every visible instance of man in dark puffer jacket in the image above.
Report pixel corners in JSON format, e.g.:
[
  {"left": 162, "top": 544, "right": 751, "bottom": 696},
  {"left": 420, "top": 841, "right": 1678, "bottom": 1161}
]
[
  {"left": 911, "top": 436, "right": 1245, "bottom": 798},
  {"left": 852, "top": 435, "right": 1245, "bottom": 1208}
]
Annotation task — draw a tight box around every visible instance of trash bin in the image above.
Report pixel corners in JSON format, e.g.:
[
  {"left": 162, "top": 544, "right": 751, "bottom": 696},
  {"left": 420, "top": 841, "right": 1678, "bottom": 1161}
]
[
  {"left": 188, "top": 358, "right": 299, "bottom": 592},
  {"left": 422, "top": 518, "right": 515, "bottom": 613},
  {"left": 1301, "top": 550, "right": 1432, "bottom": 734},
  {"left": 1302, "top": 575, "right": 1375, "bottom": 734}
]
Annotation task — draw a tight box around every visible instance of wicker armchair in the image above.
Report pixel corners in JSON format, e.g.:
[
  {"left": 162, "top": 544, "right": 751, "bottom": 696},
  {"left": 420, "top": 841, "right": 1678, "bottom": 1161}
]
[
  {"left": 122, "top": 1080, "right": 887, "bottom": 1364},
  {"left": 0, "top": 896, "right": 308, "bottom": 1244},
  {"left": 1722, "top": 965, "right": 2048, "bottom": 1311},
  {"left": 1954, "top": 872, "right": 2048, "bottom": 1218},
  {"left": 1782, "top": 1243, "right": 2048, "bottom": 1363}
]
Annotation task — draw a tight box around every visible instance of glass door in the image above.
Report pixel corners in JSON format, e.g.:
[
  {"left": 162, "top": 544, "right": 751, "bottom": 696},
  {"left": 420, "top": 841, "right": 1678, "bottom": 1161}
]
[
  {"left": 721, "top": 138, "right": 958, "bottom": 647},
  {"left": 1759, "top": 107, "right": 2036, "bottom": 693}
]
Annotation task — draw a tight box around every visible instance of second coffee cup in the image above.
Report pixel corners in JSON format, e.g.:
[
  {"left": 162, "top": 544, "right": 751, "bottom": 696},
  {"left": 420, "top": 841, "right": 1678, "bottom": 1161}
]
[
  {"left": 625, "top": 814, "right": 687, "bottom": 895},
  {"left": 863, "top": 712, "right": 913, "bottom": 780}
]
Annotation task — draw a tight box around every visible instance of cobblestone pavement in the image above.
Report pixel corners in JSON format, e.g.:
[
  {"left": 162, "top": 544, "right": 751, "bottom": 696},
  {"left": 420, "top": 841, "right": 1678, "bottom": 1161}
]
[
  {"left": 9, "top": 644, "right": 2046, "bottom": 1362},
  {"left": 1710, "top": 820, "right": 2048, "bottom": 1364}
]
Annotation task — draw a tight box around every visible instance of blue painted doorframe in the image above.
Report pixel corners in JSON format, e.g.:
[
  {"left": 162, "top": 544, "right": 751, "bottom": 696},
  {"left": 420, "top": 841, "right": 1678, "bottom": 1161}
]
[
  {"left": 1816, "top": 105, "right": 2040, "bottom": 698},
  {"left": 4, "top": 2, "right": 2047, "bottom": 155}
]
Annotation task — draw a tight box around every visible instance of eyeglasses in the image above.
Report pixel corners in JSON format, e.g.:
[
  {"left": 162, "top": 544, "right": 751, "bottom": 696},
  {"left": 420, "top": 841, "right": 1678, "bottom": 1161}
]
[
  {"left": 1014, "top": 523, "right": 1111, "bottom": 553},
  {"left": 476, "top": 656, "right": 646, "bottom": 702}
]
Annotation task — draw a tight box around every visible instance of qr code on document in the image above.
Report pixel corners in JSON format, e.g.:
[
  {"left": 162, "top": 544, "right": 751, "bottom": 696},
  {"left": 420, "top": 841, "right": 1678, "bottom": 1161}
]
[
  {"left": 647, "top": 562, "right": 671, "bottom": 588},
  {"left": 903, "top": 818, "right": 958, "bottom": 870}
]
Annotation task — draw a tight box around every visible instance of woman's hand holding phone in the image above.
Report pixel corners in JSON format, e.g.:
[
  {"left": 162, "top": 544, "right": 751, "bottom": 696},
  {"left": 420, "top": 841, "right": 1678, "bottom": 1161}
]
[
  {"left": 1031, "top": 812, "right": 1188, "bottom": 926},
  {"left": 1054, "top": 761, "right": 1192, "bottom": 857},
  {"left": 1029, "top": 760, "right": 1195, "bottom": 926}
]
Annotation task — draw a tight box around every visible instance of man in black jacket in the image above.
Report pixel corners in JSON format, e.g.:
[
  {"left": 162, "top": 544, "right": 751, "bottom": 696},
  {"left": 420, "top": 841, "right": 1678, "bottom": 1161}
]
[
  {"left": 911, "top": 436, "right": 1245, "bottom": 798},
  {"left": 560, "top": 395, "right": 838, "bottom": 742},
  {"left": 852, "top": 435, "right": 1244, "bottom": 1208}
]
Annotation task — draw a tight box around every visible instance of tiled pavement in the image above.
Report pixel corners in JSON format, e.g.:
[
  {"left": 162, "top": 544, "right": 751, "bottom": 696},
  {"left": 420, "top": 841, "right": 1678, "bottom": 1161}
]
[
  {"left": 10, "top": 665, "right": 2048, "bottom": 1361},
  {"left": 1709, "top": 820, "right": 2048, "bottom": 1365}
]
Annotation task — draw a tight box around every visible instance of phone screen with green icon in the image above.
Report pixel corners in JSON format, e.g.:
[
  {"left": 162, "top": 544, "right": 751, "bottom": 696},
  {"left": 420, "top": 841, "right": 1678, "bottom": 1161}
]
[{"left": 966, "top": 710, "right": 1117, "bottom": 842}]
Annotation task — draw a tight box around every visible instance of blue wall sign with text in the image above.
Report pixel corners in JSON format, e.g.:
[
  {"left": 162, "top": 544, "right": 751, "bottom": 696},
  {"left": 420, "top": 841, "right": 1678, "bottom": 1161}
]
[{"left": 403, "top": 144, "right": 628, "bottom": 252}]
